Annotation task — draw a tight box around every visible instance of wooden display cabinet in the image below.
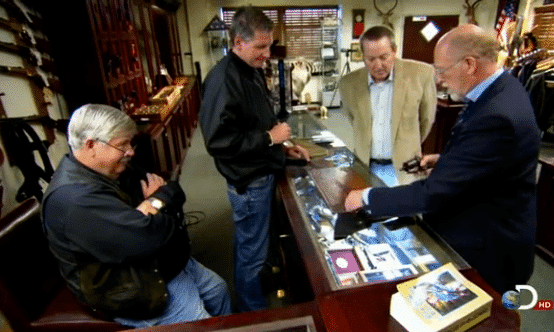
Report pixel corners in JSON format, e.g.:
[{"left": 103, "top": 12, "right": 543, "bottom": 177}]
[
  {"left": 36, "top": 0, "right": 193, "bottom": 177},
  {"left": 134, "top": 78, "right": 200, "bottom": 179},
  {"left": 39, "top": 0, "right": 183, "bottom": 111},
  {"left": 88, "top": 0, "right": 149, "bottom": 111}
]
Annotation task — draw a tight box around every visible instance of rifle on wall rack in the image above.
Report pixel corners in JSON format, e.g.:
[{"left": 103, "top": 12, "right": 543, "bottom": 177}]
[
  {"left": 0, "top": 40, "right": 57, "bottom": 72},
  {"left": 0, "top": 65, "right": 62, "bottom": 93},
  {"left": 0, "top": 17, "right": 51, "bottom": 54},
  {"left": 0, "top": 0, "right": 43, "bottom": 30},
  {"left": 0, "top": 117, "right": 55, "bottom": 202},
  {"left": 0, "top": 114, "right": 69, "bottom": 133}
]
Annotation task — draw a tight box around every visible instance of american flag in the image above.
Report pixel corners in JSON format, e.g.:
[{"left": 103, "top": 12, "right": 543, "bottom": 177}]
[{"left": 495, "top": 0, "right": 519, "bottom": 38}]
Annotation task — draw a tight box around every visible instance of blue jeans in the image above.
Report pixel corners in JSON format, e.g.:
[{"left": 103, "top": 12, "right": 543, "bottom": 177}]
[
  {"left": 227, "top": 174, "right": 274, "bottom": 312},
  {"left": 114, "top": 258, "right": 231, "bottom": 327}
]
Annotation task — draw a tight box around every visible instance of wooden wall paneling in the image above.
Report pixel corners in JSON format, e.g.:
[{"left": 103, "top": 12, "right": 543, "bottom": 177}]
[
  {"left": 134, "top": 2, "right": 155, "bottom": 90},
  {"left": 147, "top": 6, "right": 162, "bottom": 88},
  {"left": 83, "top": 0, "right": 147, "bottom": 111},
  {"left": 149, "top": 124, "right": 169, "bottom": 176},
  {"left": 173, "top": 102, "right": 187, "bottom": 153},
  {"left": 161, "top": 115, "right": 177, "bottom": 176},
  {"left": 168, "top": 14, "right": 183, "bottom": 76},
  {"left": 183, "top": 92, "right": 192, "bottom": 137},
  {"left": 176, "top": 102, "right": 190, "bottom": 148},
  {"left": 169, "top": 113, "right": 182, "bottom": 166}
]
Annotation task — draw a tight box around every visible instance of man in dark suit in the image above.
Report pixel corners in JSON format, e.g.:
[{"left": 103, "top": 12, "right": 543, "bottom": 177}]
[{"left": 345, "top": 24, "right": 541, "bottom": 295}]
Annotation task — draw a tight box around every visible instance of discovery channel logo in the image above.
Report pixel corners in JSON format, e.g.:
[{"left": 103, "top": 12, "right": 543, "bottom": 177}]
[{"left": 502, "top": 285, "right": 553, "bottom": 310}]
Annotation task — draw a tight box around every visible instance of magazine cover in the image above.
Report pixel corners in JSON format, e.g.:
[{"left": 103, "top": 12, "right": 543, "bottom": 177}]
[{"left": 395, "top": 263, "right": 492, "bottom": 330}]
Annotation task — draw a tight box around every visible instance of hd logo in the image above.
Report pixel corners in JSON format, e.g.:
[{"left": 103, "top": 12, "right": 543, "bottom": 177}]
[{"left": 502, "top": 285, "right": 553, "bottom": 311}]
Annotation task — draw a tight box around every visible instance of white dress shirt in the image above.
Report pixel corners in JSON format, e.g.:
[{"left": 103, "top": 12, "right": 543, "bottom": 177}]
[{"left": 368, "top": 70, "right": 394, "bottom": 160}]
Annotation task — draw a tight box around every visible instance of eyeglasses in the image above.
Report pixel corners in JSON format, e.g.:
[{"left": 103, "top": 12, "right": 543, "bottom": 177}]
[
  {"left": 434, "top": 58, "right": 463, "bottom": 76},
  {"left": 97, "top": 140, "right": 136, "bottom": 154}
]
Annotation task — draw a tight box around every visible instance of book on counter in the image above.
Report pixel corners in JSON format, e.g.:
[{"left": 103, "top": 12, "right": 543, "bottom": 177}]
[{"left": 390, "top": 263, "right": 492, "bottom": 332}]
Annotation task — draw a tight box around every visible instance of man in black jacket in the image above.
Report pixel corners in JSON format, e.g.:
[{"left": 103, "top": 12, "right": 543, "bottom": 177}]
[
  {"left": 199, "top": 6, "right": 309, "bottom": 312},
  {"left": 345, "top": 24, "right": 540, "bottom": 295},
  {"left": 42, "top": 104, "right": 230, "bottom": 327}
]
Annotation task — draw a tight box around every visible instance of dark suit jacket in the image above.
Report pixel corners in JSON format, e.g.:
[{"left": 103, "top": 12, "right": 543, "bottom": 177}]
[{"left": 367, "top": 72, "right": 541, "bottom": 294}]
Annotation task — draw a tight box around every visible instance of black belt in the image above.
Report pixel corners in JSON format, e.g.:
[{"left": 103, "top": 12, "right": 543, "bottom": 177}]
[{"left": 370, "top": 158, "right": 393, "bottom": 165}]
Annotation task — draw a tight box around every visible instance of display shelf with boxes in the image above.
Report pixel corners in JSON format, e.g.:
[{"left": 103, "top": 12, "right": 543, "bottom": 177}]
[{"left": 320, "top": 24, "right": 341, "bottom": 108}]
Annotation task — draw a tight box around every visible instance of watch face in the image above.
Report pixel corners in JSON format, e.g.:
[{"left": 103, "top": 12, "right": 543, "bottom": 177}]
[
  {"left": 150, "top": 198, "right": 164, "bottom": 209},
  {"left": 355, "top": 14, "right": 362, "bottom": 22}
]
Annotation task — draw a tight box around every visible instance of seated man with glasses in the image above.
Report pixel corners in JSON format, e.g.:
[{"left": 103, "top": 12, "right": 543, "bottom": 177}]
[
  {"left": 339, "top": 26, "right": 437, "bottom": 186},
  {"left": 41, "top": 104, "right": 231, "bottom": 327}
]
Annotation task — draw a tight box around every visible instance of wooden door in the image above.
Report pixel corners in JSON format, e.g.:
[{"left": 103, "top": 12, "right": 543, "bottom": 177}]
[{"left": 402, "top": 15, "right": 459, "bottom": 64}]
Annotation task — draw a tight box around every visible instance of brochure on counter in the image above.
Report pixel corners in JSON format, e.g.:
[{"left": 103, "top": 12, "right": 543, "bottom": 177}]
[{"left": 390, "top": 263, "right": 492, "bottom": 332}]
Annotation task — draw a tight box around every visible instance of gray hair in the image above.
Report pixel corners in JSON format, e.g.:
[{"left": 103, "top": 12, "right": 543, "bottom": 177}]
[
  {"left": 229, "top": 6, "right": 273, "bottom": 46},
  {"left": 67, "top": 104, "right": 137, "bottom": 151}
]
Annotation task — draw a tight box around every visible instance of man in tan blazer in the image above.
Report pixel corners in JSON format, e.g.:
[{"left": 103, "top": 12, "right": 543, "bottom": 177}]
[{"left": 339, "top": 26, "right": 436, "bottom": 185}]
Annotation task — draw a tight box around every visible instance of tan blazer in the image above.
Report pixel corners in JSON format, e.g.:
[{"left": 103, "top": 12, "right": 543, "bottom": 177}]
[{"left": 339, "top": 58, "right": 437, "bottom": 184}]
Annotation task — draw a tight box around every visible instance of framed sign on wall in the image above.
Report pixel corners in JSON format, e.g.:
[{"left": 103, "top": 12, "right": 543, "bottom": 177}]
[{"left": 350, "top": 42, "right": 363, "bottom": 62}]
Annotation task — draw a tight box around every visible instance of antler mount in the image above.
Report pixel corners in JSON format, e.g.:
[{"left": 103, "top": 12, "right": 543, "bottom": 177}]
[{"left": 373, "top": 0, "right": 399, "bottom": 29}]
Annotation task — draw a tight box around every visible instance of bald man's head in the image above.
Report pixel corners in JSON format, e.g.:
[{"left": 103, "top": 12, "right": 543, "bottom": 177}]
[
  {"left": 433, "top": 24, "right": 501, "bottom": 96},
  {"left": 435, "top": 24, "right": 500, "bottom": 64}
]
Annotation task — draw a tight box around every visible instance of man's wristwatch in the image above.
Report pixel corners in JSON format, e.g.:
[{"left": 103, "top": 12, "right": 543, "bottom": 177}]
[{"left": 148, "top": 197, "right": 165, "bottom": 210}]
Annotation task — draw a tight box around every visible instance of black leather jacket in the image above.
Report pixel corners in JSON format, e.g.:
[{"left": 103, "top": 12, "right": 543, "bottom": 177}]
[
  {"left": 199, "top": 51, "right": 285, "bottom": 188},
  {"left": 41, "top": 155, "right": 190, "bottom": 302}
]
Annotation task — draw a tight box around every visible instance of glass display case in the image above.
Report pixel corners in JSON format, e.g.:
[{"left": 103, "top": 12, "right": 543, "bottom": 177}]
[{"left": 283, "top": 113, "right": 469, "bottom": 291}]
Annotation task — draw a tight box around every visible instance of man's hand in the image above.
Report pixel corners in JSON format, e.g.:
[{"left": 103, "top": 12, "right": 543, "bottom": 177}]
[
  {"left": 140, "top": 173, "right": 166, "bottom": 198},
  {"left": 420, "top": 154, "right": 440, "bottom": 175},
  {"left": 268, "top": 122, "right": 291, "bottom": 144},
  {"left": 344, "top": 189, "right": 366, "bottom": 212},
  {"left": 136, "top": 200, "right": 159, "bottom": 215},
  {"left": 285, "top": 144, "right": 310, "bottom": 162}
]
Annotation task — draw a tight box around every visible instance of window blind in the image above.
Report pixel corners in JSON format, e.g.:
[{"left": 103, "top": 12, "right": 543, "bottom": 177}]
[
  {"left": 222, "top": 6, "right": 340, "bottom": 60},
  {"left": 533, "top": 5, "right": 554, "bottom": 51}
]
